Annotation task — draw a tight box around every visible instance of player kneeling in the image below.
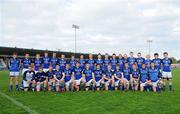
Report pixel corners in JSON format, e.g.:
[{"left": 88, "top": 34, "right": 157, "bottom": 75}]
[
  {"left": 147, "top": 62, "right": 163, "bottom": 92},
  {"left": 83, "top": 64, "right": 95, "bottom": 91},
  {"left": 73, "top": 62, "right": 84, "bottom": 91},
  {"left": 35, "top": 67, "right": 47, "bottom": 92},
  {"left": 130, "top": 64, "right": 140, "bottom": 91},
  {"left": 114, "top": 65, "right": 123, "bottom": 90},
  {"left": 94, "top": 64, "right": 104, "bottom": 91},
  {"left": 53, "top": 65, "right": 65, "bottom": 92},
  {"left": 64, "top": 64, "right": 74, "bottom": 91},
  {"left": 46, "top": 66, "right": 55, "bottom": 91},
  {"left": 103, "top": 65, "right": 115, "bottom": 91},
  {"left": 139, "top": 64, "right": 148, "bottom": 92},
  {"left": 23, "top": 65, "right": 36, "bottom": 92},
  {"left": 122, "top": 63, "right": 131, "bottom": 91}
]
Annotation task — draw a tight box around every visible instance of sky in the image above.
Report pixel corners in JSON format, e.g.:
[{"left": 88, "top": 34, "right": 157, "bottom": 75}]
[{"left": 0, "top": 0, "right": 180, "bottom": 59}]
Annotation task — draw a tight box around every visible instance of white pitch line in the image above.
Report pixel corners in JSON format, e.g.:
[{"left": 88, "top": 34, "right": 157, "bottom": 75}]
[{"left": 0, "top": 91, "right": 38, "bottom": 114}]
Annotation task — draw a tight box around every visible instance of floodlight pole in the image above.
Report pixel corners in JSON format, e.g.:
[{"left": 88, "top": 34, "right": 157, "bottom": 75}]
[
  {"left": 147, "top": 40, "right": 153, "bottom": 55},
  {"left": 72, "top": 24, "right": 80, "bottom": 58}
]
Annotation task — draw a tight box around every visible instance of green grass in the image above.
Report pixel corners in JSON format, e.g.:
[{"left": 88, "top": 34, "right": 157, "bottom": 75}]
[{"left": 0, "top": 69, "right": 180, "bottom": 114}]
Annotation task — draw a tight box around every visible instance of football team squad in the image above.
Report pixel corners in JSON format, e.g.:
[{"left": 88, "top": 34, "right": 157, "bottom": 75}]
[{"left": 9, "top": 51, "right": 173, "bottom": 93}]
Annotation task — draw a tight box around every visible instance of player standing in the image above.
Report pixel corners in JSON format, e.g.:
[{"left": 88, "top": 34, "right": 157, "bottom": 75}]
[
  {"left": 34, "top": 54, "right": 43, "bottom": 73},
  {"left": 58, "top": 54, "right": 66, "bottom": 71},
  {"left": 118, "top": 54, "right": 124, "bottom": 71},
  {"left": 9, "top": 52, "right": 20, "bottom": 91},
  {"left": 103, "top": 53, "right": 110, "bottom": 72},
  {"left": 145, "top": 54, "right": 151, "bottom": 69},
  {"left": 110, "top": 53, "right": 118, "bottom": 71},
  {"left": 50, "top": 52, "right": 58, "bottom": 70},
  {"left": 79, "top": 55, "right": 86, "bottom": 70},
  {"left": 87, "top": 54, "right": 95, "bottom": 70},
  {"left": 95, "top": 53, "right": 104, "bottom": 69},
  {"left": 161, "top": 52, "right": 173, "bottom": 92},
  {"left": 136, "top": 52, "right": 145, "bottom": 69},
  {"left": 42, "top": 52, "right": 51, "bottom": 72},
  {"left": 128, "top": 52, "right": 136, "bottom": 69},
  {"left": 70, "top": 55, "right": 76, "bottom": 71},
  {"left": 22, "top": 53, "right": 32, "bottom": 75}
]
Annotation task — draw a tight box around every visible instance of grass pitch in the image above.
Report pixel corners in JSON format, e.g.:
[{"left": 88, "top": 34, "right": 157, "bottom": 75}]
[{"left": 0, "top": 69, "right": 180, "bottom": 114}]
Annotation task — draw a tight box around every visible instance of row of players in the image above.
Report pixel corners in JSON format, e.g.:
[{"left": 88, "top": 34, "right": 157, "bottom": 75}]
[{"left": 9, "top": 52, "right": 173, "bottom": 92}]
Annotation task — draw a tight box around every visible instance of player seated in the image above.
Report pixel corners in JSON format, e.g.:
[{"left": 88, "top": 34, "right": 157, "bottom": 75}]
[
  {"left": 73, "top": 62, "right": 84, "bottom": 91},
  {"left": 35, "top": 67, "right": 47, "bottom": 92},
  {"left": 139, "top": 63, "right": 148, "bottom": 92},
  {"left": 103, "top": 64, "right": 115, "bottom": 91},
  {"left": 122, "top": 63, "right": 131, "bottom": 91},
  {"left": 23, "top": 65, "right": 36, "bottom": 92},
  {"left": 64, "top": 64, "right": 74, "bottom": 91},
  {"left": 147, "top": 62, "right": 162, "bottom": 92},
  {"left": 114, "top": 65, "right": 123, "bottom": 90},
  {"left": 45, "top": 66, "right": 55, "bottom": 91},
  {"left": 130, "top": 64, "right": 140, "bottom": 91},
  {"left": 82, "top": 63, "right": 95, "bottom": 91},
  {"left": 53, "top": 65, "right": 65, "bottom": 92},
  {"left": 94, "top": 64, "right": 104, "bottom": 91}
]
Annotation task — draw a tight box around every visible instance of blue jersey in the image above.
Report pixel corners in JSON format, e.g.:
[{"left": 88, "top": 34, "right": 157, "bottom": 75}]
[
  {"left": 46, "top": 70, "right": 54, "bottom": 80},
  {"left": 104, "top": 70, "right": 114, "bottom": 81},
  {"left": 122, "top": 68, "right": 131, "bottom": 81},
  {"left": 70, "top": 59, "right": 76, "bottom": 70},
  {"left": 161, "top": 58, "right": 172, "bottom": 72},
  {"left": 139, "top": 68, "right": 148, "bottom": 83},
  {"left": 9, "top": 58, "right": 20, "bottom": 72},
  {"left": 118, "top": 59, "right": 124, "bottom": 70},
  {"left": 43, "top": 57, "right": 51, "bottom": 69},
  {"left": 34, "top": 59, "right": 43, "bottom": 71},
  {"left": 64, "top": 69, "right": 72, "bottom": 82},
  {"left": 152, "top": 58, "right": 161, "bottom": 70},
  {"left": 131, "top": 69, "right": 139, "bottom": 79},
  {"left": 136, "top": 57, "right": 145, "bottom": 68},
  {"left": 128, "top": 57, "right": 136, "bottom": 68},
  {"left": 96, "top": 59, "right": 104, "bottom": 68},
  {"left": 35, "top": 71, "right": 46, "bottom": 82},
  {"left": 79, "top": 59, "right": 86, "bottom": 69},
  {"left": 111, "top": 59, "right": 118, "bottom": 71},
  {"left": 83, "top": 69, "right": 93, "bottom": 82},
  {"left": 148, "top": 68, "right": 159, "bottom": 82},
  {"left": 73, "top": 67, "right": 83, "bottom": 80},
  {"left": 50, "top": 57, "right": 58, "bottom": 69},
  {"left": 94, "top": 69, "right": 103, "bottom": 82},
  {"left": 54, "top": 70, "right": 63, "bottom": 80},
  {"left": 114, "top": 70, "right": 122, "bottom": 81},
  {"left": 145, "top": 59, "right": 151, "bottom": 69},
  {"left": 58, "top": 59, "right": 66, "bottom": 70},
  {"left": 22, "top": 58, "right": 31, "bottom": 69},
  {"left": 103, "top": 59, "right": 110, "bottom": 71},
  {"left": 87, "top": 59, "right": 95, "bottom": 70},
  {"left": 123, "top": 58, "right": 128, "bottom": 64}
]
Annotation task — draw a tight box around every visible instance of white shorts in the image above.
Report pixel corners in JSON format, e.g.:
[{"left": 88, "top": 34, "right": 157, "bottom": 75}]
[
  {"left": 86, "top": 79, "right": 93, "bottom": 87},
  {"left": 75, "top": 78, "right": 82, "bottom": 86},
  {"left": 104, "top": 81, "right": 109, "bottom": 87},
  {"left": 48, "top": 79, "right": 54, "bottom": 86},
  {"left": 162, "top": 71, "right": 172, "bottom": 79},
  {"left": 140, "top": 82, "right": 147, "bottom": 87},
  {"left": 56, "top": 80, "right": 63, "bottom": 86},
  {"left": 10, "top": 72, "right": 19, "bottom": 76},
  {"left": 35, "top": 71, "right": 38, "bottom": 74},
  {"left": 36, "top": 82, "right": 44, "bottom": 90},
  {"left": 65, "top": 80, "right": 72, "bottom": 87},
  {"left": 151, "top": 80, "right": 159, "bottom": 87},
  {"left": 43, "top": 68, "right": 49, "bottom": 73},
  {"left": 22, "top": 68, "right": 28, "bottom": 75},
  {"left": 115, "top": 80, "right": 120, "bottom": 87},
  {"left": 124, "top": 78, "right": 130, "bottom": 85},
  {"left": 23, "top": 80, "right": 32, "bottom": 88},
  {"left": 96, "top": 79, "right": 103, "bottom": 87}
]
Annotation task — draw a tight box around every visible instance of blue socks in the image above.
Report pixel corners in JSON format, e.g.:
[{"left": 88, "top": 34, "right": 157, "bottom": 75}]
[{"left": 9, "top": 85, "right": 13, "bottom": 92}]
